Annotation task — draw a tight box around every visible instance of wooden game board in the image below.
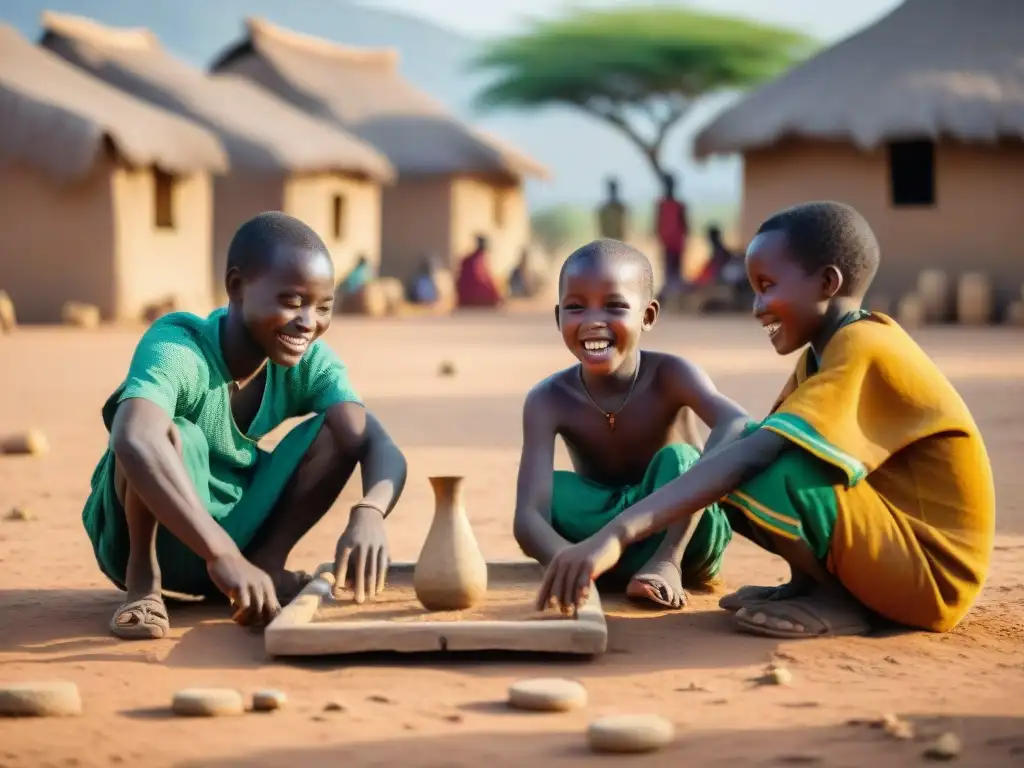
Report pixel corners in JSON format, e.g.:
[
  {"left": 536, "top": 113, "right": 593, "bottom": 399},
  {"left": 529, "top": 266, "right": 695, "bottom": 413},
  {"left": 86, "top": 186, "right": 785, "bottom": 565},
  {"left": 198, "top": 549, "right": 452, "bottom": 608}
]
[{"left": 264, "top": 560, "right": 607, "bottom": 657}]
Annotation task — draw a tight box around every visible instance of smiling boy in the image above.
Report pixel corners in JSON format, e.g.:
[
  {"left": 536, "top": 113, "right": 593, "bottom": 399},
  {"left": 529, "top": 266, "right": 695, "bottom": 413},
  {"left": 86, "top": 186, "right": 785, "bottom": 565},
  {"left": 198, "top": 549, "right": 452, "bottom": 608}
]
[
  {"left": 513, "top": 239, "right": 750, "bottom": 609},
  {"left": 536, "top": 203, "right": 996, "bottom": 638},
  {"left": 83, "top": 211, "right": 408, "bottom": 639}
]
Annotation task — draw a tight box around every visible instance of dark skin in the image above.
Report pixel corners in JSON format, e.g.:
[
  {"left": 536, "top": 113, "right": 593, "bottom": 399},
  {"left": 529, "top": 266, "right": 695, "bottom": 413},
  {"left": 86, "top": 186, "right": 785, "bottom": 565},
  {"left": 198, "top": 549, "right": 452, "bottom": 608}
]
[
  {"left": 514, "top": 255, "right": 749, "bottom": 609},
  {"left": 536, "top": 230, "right": 865, "bottom": 625},
  {"left": 110, "top": 243, "right": 407, "bottom": 636}
]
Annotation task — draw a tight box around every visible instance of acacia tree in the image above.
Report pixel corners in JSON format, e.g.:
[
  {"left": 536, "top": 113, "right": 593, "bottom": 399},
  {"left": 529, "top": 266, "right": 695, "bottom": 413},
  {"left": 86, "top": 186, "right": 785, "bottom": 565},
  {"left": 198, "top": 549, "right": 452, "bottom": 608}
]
[{"left": 470, "top": 6, "right": 814, "bottom": 183}]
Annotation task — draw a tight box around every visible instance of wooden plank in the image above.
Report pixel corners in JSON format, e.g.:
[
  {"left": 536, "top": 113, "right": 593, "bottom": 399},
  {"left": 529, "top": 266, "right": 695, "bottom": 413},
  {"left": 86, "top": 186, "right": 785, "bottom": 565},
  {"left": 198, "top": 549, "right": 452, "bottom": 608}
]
[{"left": 265, "top": 560, "right": 607, "bottom": 658}]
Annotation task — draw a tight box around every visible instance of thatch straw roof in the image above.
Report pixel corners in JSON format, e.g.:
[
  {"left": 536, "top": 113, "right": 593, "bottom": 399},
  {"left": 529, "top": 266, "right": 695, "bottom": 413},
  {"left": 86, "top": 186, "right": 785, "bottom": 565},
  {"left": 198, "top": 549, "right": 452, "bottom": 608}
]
[
  {"left": 0, "top": 23, "right": 225, "bottom": 183},
  {"left": 693, "top": 0, "right": 1024, "bottom": 158},
  {"left": 211, "top": 17, "right": 550, "bottom": 181},
  {"left": 40, "top": 12, "right": 394, "bottom": 181}
]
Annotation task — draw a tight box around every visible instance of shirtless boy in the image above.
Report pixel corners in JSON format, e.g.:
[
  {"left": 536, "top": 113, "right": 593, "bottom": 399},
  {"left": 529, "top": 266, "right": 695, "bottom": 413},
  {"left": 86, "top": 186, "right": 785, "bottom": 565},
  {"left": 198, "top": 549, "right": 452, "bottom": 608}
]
[
  {"left": 82, "top": 212, "right": 408, "bottom": 639},
  {"left": 514, "top": 239, "right": 750, "bottom": 608},
  {"left": 536, "top": 203, "right": 995, "bottom": 637}
]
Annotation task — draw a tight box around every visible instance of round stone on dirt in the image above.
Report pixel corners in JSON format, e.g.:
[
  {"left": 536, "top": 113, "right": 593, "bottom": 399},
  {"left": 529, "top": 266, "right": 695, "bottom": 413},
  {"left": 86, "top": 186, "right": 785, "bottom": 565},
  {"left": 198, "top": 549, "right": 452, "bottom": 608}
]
[
  {"left": 172, "top": 688, "right": 244, "bottom": 717},
  {"left": 508, "top": 678, "right": 587, "bottom": 712},
  {"left": 587, "top": 714, "right": 675, "bottom": 754},
  {"left": 0, "top": 681, "right": 82, "bottom": 717},
  {"left": 252, "top": 690, "right": 287, "bottom": 712}
]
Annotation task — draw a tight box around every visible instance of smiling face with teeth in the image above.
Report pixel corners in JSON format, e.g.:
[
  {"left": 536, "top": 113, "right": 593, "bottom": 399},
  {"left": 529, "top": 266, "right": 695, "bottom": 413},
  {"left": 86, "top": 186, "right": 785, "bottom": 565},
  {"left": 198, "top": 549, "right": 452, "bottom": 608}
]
[
  {"left": 227, "top": 242, "right": 337, "bottom": 368},
  {"left": 556, "top": 247, "right": 658, "bottom": 376},
  {"left": 745, "top": 230, "right": 840, "bottom": 356}
]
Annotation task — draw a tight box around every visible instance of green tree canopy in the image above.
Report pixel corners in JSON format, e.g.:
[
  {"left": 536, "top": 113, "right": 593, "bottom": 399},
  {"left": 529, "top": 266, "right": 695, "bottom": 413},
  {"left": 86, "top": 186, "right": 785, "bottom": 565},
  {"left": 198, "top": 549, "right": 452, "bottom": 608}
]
[{"left": 471, "top": 6, "right": 815, "bottom": 182}]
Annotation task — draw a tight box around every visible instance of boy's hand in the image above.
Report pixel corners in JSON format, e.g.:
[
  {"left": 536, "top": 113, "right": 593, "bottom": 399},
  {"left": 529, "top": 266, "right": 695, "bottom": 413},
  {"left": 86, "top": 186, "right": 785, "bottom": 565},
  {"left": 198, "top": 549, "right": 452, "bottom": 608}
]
[
  {"left": 334, "top": 504, "right": 389, "bottom": 604},
  {"left": 207, "top": 553, "right": 282, "bottom": 626},
  {"left": 535, "top": 532, "right": 623, "bottom": 613}
]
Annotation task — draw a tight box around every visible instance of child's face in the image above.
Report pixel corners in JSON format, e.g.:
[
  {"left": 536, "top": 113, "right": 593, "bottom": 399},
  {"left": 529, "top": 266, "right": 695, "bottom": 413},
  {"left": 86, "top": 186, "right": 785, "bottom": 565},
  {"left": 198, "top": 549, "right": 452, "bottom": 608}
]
[
  {"left": 745, "top": 231, "right": 830, "bottom": 356},
  {"left": 232, "top": 245, "right": 336, "bottom": 367},
  {"left": 556, "top": 259, "right": 656, "bottom": 375}
]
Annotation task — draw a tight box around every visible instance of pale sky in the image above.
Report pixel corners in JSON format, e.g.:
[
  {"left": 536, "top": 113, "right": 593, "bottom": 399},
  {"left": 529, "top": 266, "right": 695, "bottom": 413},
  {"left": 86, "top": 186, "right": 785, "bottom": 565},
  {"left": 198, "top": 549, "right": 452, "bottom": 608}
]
[{"left": 367, "top": 0, "right": 903, "bottom": 42}]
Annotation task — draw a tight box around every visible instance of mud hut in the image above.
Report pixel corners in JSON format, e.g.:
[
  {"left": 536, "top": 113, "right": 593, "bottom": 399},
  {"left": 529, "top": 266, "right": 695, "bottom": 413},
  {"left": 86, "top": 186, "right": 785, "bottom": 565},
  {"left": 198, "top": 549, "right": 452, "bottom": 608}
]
[
  {"left": 40, "top": 12, "right": 395, "bottom": 301},
  {"left": 0, "top": 23, "right": 226, "bottom": 323},
  {"left": 211, "top": 17, "right": 550, "bottom": 286},
  {"left": 693, "top": 0, "right": 1024, "bottom": 312}
]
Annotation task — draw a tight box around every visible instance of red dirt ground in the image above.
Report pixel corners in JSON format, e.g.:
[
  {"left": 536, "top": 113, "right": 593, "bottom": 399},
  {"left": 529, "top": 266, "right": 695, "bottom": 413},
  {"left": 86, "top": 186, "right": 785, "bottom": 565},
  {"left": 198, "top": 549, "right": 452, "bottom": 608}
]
[{"left": 1, "top": 312, "right": 1022, "bottom": 767}]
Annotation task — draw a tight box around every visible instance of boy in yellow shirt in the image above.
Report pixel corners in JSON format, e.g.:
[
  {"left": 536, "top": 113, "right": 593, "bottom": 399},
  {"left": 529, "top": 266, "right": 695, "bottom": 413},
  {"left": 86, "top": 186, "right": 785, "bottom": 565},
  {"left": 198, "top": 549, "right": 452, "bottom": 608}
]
[{"left": 536, "top": 201, "right": 995, "bottom": 637}]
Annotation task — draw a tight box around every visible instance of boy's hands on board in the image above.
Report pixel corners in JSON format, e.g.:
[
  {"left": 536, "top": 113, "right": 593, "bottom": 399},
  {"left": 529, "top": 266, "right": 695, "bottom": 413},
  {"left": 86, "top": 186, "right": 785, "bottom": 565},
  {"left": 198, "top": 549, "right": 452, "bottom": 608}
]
[
  {"left": 536, "top": 530, "right": 624, "bottom": 613},
  {"left": 333, "top": 503, "right": 390, "bottom": 604}
]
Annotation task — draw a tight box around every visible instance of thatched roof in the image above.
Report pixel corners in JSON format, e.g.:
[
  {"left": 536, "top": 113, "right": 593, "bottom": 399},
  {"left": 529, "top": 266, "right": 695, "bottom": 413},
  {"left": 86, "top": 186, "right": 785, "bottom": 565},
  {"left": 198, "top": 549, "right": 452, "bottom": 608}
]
[
  {"left": 39, "top": 12, "right": 394, "bottom": 181},
  {"left": 693, "top": 0, "right": 1024, "bottom": 158},
  {"left": 211, "top": 17, "right": 550, "bottom": 181},
  {"left": 0, "top": 23, "right": 225, "bottom": 183}
]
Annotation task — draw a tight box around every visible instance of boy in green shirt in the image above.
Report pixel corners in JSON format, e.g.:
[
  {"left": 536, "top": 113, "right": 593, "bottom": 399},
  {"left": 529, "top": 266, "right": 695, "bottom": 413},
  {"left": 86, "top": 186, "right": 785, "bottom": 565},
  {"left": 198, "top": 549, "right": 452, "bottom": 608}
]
[{"left": 83, "top": 212, "right": 407, "bottom": 640}]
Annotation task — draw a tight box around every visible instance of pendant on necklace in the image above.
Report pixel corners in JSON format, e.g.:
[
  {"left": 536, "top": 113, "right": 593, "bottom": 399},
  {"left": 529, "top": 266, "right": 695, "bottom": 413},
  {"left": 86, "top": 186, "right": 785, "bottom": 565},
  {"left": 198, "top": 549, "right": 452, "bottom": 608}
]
[{"left": 607, "top": 414, "right": 616, "bottom": 431}]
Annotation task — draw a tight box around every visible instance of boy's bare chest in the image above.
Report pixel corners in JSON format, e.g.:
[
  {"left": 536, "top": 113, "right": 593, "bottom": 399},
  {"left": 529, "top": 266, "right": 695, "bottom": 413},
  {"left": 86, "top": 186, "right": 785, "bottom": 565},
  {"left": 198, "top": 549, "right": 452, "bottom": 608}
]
[{"left": 558, "top": 396, "right": 683, "bottom": 485}]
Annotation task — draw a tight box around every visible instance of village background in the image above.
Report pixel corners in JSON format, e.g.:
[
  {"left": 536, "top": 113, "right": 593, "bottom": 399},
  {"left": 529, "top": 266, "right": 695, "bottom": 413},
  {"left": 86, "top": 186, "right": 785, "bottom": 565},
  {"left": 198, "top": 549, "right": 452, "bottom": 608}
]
[{"left": 1, "top": 1, "right": 1023, "bottom": 767}]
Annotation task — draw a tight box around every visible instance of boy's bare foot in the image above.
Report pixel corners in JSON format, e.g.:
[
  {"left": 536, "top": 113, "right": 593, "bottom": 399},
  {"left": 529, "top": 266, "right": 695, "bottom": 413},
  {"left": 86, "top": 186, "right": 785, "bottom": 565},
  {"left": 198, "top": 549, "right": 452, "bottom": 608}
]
[
  {"left": 626, "top": 560, "right": 686, "bottom": 609},
  {"left": 733, "top": 585, "right": 871, "bottom": 639},
  {"left": 110, "top": 593, "right": 170, "bottom": 640},
  {"left": 719, "top": 573, "right": 816, "bottom": 612}
]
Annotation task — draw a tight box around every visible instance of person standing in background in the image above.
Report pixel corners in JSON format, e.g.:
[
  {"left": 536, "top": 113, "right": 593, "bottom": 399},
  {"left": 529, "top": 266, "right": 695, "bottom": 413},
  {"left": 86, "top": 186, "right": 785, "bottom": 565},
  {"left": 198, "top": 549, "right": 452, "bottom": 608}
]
[
  {"left": 656, "top": 173, "right": 689, "bottom": 301},
  {"left": 597, "top": 177, "right": 629, "bottom": 241}
]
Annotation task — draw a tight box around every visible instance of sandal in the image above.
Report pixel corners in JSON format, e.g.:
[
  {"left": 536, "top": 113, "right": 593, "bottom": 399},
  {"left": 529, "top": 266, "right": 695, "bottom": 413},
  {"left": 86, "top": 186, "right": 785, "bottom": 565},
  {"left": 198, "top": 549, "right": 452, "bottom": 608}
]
[
  {"left": 734, "top": 589, "right": 871, "bottom": 639},
  {"left": 719, "top": 585, "right": 787, "bottom": 612},
  {"left": 110, "top": 595, "right": 170, "bottom": 640}
]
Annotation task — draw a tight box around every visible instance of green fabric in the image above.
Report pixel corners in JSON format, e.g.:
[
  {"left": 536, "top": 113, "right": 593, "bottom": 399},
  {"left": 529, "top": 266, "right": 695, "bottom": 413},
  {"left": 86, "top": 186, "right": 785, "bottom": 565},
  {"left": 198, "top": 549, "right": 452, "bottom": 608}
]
[
  {"left": 550, "top": 443, "right": 733, "bottom": 584},
  {"left": 762, "top": 412, "right": 867, "bottom": 486},
  {"left": 722, "top": 447, "right": 840, "bottom": 560},
  {"left": 82, "top": 307, "right": 361, "bottom": 596}
]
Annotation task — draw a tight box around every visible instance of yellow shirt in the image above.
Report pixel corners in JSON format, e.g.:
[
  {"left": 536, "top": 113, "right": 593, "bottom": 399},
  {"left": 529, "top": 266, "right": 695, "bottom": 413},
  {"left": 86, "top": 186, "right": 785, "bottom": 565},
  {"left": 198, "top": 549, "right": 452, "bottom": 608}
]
[{"left": 764, "top": 312, "right": 996, "bottom": 631}]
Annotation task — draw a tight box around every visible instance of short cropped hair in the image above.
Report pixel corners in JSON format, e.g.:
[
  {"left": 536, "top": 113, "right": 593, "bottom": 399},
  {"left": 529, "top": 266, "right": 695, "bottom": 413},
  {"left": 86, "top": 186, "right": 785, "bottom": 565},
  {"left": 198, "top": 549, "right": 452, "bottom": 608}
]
[
  {"left": 756, "top": 201, "right": 880, "bottom": 296},
  {"left": 558, "top": 239, "right": 654, "bottom": 301},
  {"left": 226, "top": 211, "right": 329, "bottom": 277}
]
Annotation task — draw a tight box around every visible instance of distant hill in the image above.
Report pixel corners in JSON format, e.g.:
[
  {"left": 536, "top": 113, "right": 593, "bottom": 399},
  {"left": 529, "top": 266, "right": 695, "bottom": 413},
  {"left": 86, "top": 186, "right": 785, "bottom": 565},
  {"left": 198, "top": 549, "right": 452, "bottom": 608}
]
[{"left": 2, "top": 0, "right": 741, "bottom": 214}]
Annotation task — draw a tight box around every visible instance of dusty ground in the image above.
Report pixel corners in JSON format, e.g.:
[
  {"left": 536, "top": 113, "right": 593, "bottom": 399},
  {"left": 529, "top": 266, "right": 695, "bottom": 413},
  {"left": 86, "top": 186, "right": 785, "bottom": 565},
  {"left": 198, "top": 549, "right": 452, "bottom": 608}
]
[{"left": 1, "top": 312, "right": 1022, "bottom": 767}]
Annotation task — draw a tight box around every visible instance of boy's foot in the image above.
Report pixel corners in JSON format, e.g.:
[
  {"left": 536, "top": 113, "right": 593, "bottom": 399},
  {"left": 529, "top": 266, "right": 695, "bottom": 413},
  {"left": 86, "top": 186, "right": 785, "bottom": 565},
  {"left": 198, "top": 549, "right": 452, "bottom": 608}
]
[
  {"left": 719, "top": 572, "right": 817, "bottom": 612},
  {"left": 626, "top": 560, "right": 686, "bottom": 609},
  {"left": 110, "top": 593, "right": 170, "bottom": 640},
  {"left": 733, "top": 586, "right": 871, "bottom": 639}
]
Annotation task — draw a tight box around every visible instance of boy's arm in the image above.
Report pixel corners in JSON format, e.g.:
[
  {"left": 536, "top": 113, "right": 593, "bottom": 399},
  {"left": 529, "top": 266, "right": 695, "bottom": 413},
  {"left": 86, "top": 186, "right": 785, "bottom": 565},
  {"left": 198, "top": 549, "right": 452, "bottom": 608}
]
[
  {"left": 111, "top": 399, "right": 239, "bottom": 563},
  {"left": 664, "top": 357, "right": 750, "bottom": 453},
  {"left": 324, "top": 402, "right": 408, "bottom": 601},
  {"left": 513, "top": 386, "right": 572, "bottom": 565},
  {"left": 323, "top": 402, "right": 408, "bottom": 517},
  {"left": 538, "top": 429, "right": 789, "bottom": 609}
]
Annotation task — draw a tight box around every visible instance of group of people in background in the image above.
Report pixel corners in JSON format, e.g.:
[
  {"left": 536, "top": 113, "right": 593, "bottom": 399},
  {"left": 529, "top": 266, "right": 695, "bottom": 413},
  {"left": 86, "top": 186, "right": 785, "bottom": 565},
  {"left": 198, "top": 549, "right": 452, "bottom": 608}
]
[{"left": 598, "top": 173, "right": 749, "bottom": 306}]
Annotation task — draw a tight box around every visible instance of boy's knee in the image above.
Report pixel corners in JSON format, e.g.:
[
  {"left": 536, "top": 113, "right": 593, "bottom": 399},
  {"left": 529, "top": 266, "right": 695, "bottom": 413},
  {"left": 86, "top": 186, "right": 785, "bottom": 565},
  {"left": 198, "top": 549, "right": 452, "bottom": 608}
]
[{"left": 653, "top": 442, "right": 701, "bottom": 475}]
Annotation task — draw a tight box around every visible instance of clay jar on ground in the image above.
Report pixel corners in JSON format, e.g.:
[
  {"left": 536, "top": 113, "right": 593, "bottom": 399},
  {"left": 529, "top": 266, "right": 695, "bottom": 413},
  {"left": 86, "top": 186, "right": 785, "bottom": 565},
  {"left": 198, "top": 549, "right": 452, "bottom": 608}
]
[{"left": 413, "top": 476, "right": 488, "bottom": 610}]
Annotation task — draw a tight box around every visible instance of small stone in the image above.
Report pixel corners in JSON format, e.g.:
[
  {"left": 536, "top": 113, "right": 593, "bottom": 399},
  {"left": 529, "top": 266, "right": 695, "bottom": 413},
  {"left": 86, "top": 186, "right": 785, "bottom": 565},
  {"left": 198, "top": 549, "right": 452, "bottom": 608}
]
[
  {"left": 444, "top": 714, "right": 463, "bottom": 723},
  {"left": 438, "top": 361, "right": 456, "bottom": 377},
  {"left": 587, "top": 714, "right": 675, "bottom": 754},
  {"left": 0, "top": 681, "right": 82, "bottom": 717},
  {"left": 924, "top": 733, "right": 961, "bottom": 761},
  {"left": 756, "top": 665, "right": 793, "bottom": 686},
  {"left": 881, "top": 713, "right": 915, "bottom": 740},
  {"left": 508, "top": 678, "right": 587, "bottom": 712},
  {"left": 5, "top": 507, "right": 35, "bottom": 522},
  {"left": 323, "top": 700, "right": 346, "bottom": 712},
  {"left": 171, "top": 688, "right": 244, "bottom": 717},
  {"left": 252, "top": 690, "right": 286, "bottom": 712},
  {"left": 367, "top": 694, "right": 394, "bottom": 704},
  {"left": 0, "top": 430, "right": 49, "bottom": 457}
]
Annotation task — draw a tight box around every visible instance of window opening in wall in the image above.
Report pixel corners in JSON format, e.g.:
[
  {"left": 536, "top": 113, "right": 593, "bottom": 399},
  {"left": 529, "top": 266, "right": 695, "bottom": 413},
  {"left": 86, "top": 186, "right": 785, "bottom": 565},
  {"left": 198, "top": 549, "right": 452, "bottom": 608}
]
[
  {"left": 154, "top": 168, "right": 175, "bottom": 229},
  {"left": 888, "top": 140, "right": 935, "bottom": 207},
  {"left": 332, "top": 194, "right": 346, "bottom": 240}
]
